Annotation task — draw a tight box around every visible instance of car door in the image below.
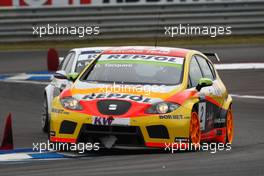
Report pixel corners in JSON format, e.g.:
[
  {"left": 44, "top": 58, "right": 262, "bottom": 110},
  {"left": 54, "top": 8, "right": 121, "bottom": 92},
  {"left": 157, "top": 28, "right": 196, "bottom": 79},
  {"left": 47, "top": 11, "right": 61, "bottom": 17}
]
[
  {"left": 195, "top": 55, "right": 227, "bottom": 131},
  {"left": 189, "top": 55, "right": 219, "bottom": 133},
  {"left": 188, "top": 56, "right": 207, "bottom": 131},
  {"left": 195, "top": 55, "right": 225, "bottom": 106}
]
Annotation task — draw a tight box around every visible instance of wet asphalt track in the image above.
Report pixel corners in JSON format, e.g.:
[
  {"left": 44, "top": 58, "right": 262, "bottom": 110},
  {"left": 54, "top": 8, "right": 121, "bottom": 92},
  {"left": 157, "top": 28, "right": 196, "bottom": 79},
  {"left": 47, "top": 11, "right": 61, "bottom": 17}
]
[{"left": 0, "top": 45, "right": 264, "bottom": 176}]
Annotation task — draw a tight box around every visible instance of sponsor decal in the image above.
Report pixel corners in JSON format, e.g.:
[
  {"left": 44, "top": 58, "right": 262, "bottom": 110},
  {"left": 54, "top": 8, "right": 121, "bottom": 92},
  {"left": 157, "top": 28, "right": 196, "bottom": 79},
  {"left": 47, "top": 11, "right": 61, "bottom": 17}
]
[
  {"left": 214, "top": 118, "right": 226, "bottom": 123},
  {"left": 93, "top": 116, "right": 114, "bottom": 125},
  {"left": 78, "top": 53, "right": 99, "bottom": 61},
  {"left": 92, "top": 116, "right": 130, "bottom": 126},
  {"left": 76, "top": 60, "right": 93, "bottom": 70},
  {"left": 175, "top": 138, "right": 189, "bottom": 143},
  {"left": 82, "top": 93, "right": 156, "bottom": 103},
  {"left": 99, "top": 54, "right": 184, "bottom": 65},
  {"left": 51, "top": 108, "right": 69, "bottom": 115},
  {"left": 50, "top": 131, "right": 55, "bottom": 136},
  {"left": 199, "top": 102, "right": 206, "bottom": 130},
  {"left": 200, "top": 82, "right": 222, "bottom": 97},
  {"left": 159, "top": 115, "right": 188, "bottom": 120}
]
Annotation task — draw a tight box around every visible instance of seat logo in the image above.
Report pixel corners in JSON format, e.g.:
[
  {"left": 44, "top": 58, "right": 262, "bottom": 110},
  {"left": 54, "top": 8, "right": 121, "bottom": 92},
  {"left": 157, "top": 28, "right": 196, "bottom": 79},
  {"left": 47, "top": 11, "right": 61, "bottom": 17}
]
[{"left": 108, "top": 104, "right": 117, "bottom": 111}]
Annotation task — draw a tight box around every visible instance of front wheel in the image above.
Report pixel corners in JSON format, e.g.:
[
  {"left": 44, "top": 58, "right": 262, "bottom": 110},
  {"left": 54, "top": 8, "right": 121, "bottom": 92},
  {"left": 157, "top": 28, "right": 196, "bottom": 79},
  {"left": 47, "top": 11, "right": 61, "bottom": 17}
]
[{"left": 41, "top": 96, "right": 50, "bottom": 133}]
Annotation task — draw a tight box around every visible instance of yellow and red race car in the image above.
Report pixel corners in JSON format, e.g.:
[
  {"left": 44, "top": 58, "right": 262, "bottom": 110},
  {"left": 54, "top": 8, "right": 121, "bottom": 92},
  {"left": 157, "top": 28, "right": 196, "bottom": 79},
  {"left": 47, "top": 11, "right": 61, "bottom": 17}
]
[{"left": 49, "top": 46, "right": 234, "bottom": 149}]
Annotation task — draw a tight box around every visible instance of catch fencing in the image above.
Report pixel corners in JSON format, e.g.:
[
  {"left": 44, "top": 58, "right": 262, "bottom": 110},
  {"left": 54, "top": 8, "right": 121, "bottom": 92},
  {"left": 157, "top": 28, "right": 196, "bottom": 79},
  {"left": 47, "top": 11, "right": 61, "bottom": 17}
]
[{"left": 0, "top": 1, "right": 263, "bottom": 42}]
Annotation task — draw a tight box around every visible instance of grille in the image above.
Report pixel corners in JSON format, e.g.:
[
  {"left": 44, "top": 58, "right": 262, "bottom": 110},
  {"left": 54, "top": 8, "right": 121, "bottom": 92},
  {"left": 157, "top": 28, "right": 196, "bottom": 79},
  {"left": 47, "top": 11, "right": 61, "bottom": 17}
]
[
  {"left": 78, "top": 124, "right": 145, "bottom": 146},
  {"left": 59, "top": 120, "right": 77, "bottom": 134},
  {"left": 97, "top": 100, "right": 131, "bottom": 115},
  {"left": 146, "top": 125, "right": 170, "bottom": 139}
]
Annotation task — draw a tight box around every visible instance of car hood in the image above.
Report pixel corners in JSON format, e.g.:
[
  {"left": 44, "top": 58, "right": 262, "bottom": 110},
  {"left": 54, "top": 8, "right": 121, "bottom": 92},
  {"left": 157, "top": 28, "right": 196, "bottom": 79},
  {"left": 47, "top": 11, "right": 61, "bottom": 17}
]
[
  {"left": 60, "top": 80, "right": 197, "bottom": 117},
  {"left": 69, "top": 80, "right": 182, "bottom": 103}
]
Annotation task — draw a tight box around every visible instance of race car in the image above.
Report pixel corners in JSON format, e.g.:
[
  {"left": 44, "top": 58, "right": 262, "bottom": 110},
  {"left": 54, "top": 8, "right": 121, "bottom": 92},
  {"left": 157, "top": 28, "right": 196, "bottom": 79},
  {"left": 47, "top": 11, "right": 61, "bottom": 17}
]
[
  {"left": 41, "top": 47, "right": 111, "bottom": 132},
  {"left": 49, "top": 46, "right": 234, "bottom": 149}
]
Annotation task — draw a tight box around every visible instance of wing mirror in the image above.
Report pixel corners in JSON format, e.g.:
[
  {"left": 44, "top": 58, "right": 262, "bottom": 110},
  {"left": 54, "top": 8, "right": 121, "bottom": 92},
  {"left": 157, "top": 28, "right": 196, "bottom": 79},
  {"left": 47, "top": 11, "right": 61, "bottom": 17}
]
[
  {"left": 196, "top": 78, "right": 213, "bottom": 91},
  {"left": 54, "top": 70, "right": 67, "bottom": 79},
  {"left": 54, "top": 71, "right": 79, "bottom": 82},
  {"left": 59, "top": 57, "right": 64, "bottom": 65},
  {"left": 67, "top": 72, "right": 79, "bottom": 82}
]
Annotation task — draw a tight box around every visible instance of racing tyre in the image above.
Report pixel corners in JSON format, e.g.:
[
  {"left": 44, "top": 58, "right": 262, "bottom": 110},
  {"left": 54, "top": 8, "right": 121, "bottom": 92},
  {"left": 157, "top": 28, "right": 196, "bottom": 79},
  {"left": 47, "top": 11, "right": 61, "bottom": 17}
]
[
  {"left": 41, "top": 96, "right": 50, "bottom": 133},
  {"left": 226, "top": 107, "right": 234, "bottom": 144},
  {"left": 189, "top": 111, "right": 201, "bottom": 150}
]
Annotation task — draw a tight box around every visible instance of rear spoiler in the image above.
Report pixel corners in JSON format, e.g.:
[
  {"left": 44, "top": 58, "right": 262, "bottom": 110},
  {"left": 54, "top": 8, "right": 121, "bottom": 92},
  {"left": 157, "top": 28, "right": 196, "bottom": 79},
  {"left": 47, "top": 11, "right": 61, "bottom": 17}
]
[{"left": 203, "top": 53, "right": 220, "bottom": 62}]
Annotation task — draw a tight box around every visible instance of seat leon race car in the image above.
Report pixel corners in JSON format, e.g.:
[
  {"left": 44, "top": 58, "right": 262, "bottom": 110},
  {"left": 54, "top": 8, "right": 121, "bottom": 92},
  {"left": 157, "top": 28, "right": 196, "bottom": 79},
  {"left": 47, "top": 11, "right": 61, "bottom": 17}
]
[{"left": 49, "top": 46, "right": 234, "bottom": 150}]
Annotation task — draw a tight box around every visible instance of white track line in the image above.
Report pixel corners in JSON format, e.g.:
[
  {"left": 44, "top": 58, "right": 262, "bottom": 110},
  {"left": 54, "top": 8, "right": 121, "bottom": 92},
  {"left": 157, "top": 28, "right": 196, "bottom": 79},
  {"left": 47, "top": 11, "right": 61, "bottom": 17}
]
[
  {"left": 230, "top": 94, "right": 264, "bottom": 100},
  {"left": 1, "top": 80, "right": 49, "bottom": 85},
  {"left": 0, "top": 153, "right": 31, "bottom": 162},
  {"left": 6, "top": 73, "right": 52, "bottom": 80}
]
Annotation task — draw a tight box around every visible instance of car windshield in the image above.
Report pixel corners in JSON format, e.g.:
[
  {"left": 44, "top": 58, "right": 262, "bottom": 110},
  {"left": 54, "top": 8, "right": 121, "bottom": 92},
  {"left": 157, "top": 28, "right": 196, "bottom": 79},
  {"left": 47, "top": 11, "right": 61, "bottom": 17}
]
[
  {"left": 75, "top": 51, "right": 102, "bottom": 73},
  {"left": 81, "top": 54, "right": 184, "bottom": 85}
]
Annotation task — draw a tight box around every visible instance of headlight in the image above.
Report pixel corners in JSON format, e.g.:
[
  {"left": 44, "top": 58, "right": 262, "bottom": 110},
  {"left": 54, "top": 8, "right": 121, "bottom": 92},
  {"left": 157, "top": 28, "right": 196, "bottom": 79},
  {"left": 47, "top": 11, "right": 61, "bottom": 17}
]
[
  {"left": 60, "top": 97, "right": 83, "bottom": 110},
  {"left": 146, "top": 102, "right": 180, "bottom": 114},
  {"left": 156, "top": 102, "right": 169, "bottom": 114}
]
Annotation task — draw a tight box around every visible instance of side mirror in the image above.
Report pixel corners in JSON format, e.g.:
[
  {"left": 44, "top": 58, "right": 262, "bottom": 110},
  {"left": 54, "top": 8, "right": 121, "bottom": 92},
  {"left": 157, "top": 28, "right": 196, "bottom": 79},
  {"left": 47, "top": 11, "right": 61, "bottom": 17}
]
[
  {"left": 54, "top": 70, "right": 67, "bottom": 80},
  {"left": 196, "top": 78, "right": 213, "bottom": 91},
  {"left": 67, "top": 72, "right": 79, "bottom": 82},
  {"left": 59, "top": 57, "right": 64, "bottom": 65}
]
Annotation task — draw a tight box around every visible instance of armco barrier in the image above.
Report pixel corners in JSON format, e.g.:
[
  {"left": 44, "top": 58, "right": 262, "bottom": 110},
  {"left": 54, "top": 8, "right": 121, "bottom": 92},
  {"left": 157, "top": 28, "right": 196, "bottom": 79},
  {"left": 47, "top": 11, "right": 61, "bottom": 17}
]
[{"left": 0, "top": 1, "right": 264, "bottom": 42}]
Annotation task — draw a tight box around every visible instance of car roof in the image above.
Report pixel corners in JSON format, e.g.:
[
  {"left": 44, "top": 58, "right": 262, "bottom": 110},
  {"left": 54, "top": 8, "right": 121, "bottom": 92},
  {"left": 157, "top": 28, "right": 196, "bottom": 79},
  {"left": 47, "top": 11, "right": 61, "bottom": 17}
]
[
  {"left": 70, "top": 47, "right": 113, "bottom": 53},
  {"left": 102, "top": 46, "right": 191, "bottom": 58}
]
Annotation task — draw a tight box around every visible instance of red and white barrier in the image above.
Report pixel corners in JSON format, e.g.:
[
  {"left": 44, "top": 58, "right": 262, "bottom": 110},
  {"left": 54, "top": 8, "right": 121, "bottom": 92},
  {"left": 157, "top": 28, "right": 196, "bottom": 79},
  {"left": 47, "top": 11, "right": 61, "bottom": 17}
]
[
  {"left": 47, "top": 48, "right": 59, "bottom": 72},
  {"left": 0, "top": 0, "right": 91, "bottom": 7},
  {"left": 0, "top": 0, "right": 12, "bottom": 6},
  {"left": 0, "top": 0, "right": 259, "bottom": 8}
]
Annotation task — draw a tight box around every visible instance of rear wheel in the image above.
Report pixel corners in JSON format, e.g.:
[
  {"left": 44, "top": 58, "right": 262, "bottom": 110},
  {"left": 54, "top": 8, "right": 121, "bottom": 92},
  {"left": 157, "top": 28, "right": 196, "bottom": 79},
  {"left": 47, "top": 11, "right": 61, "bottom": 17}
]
[
  {"left": 226, "top": 108, "right": 234, "bottom": 144},
  {"left": 41, "top": 96, "right": 50, "bottom": 133},
  {"left": 189, "top": 111, "right": 201, "bottom": 150}
]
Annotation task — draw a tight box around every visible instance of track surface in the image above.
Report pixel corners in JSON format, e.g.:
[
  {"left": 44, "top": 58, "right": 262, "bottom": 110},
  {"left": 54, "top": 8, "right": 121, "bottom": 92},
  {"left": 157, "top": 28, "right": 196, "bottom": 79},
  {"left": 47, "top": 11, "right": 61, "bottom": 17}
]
[
  {"left": 0, "top": 45, "right": 264, "bottom": 176},
  {"left": 0, "top": 45, "right": 263, "bottom": 73}
]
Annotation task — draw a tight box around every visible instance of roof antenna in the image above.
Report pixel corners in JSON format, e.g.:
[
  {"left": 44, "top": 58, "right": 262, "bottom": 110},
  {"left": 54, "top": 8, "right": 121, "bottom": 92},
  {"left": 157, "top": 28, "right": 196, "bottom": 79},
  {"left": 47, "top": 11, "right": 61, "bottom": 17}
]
[{"left": 154, "top": 8, "right": 161, "bottom": 48}]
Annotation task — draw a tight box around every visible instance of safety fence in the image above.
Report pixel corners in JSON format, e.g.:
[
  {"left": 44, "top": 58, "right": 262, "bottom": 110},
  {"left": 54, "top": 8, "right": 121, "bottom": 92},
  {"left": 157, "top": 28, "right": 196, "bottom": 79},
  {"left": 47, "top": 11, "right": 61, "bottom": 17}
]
[{"left": 0, "top": 1, "right": 264, "bottom": 42}]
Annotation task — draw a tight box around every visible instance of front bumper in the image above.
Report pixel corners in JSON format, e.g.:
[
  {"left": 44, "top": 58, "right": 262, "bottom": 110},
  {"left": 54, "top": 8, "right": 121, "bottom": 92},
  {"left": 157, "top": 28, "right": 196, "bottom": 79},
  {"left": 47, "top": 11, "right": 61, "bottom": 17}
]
[{"left": 50, "top": 98, "right": 192, "bottom": 148}]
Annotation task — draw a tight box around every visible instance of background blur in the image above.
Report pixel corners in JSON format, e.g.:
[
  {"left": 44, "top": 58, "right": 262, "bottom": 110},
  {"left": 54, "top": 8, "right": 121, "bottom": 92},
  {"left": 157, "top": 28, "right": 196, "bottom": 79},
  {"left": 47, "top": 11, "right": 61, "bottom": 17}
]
[
  {"left": 0, "top": 0, "right": 264, "bottom": 47},
  {"left": 0, "top": 1, "right": 264, "bottom": 176}
]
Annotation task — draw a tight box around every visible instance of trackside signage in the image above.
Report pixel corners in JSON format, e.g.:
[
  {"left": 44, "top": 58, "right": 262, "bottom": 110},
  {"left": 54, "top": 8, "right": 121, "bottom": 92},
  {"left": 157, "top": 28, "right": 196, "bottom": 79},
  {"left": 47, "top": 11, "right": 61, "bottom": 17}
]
[
  {"left": 0, "top": 0, "right": 260, "bottom": 8},
  {"left": 91, "top": 0, "right": 259, "bottom": 6}
]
